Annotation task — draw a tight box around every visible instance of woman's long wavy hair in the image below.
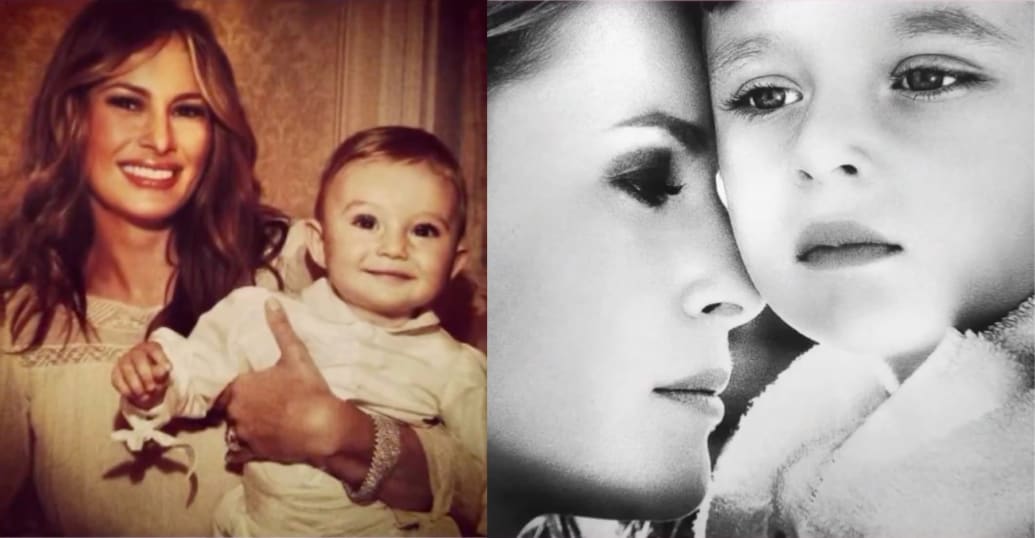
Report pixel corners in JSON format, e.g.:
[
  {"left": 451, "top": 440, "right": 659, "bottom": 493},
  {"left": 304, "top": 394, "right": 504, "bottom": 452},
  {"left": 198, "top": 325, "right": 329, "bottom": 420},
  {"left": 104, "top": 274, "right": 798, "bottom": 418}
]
[{"left": 0, "top": 0, "right": 288, "bottom": 351}]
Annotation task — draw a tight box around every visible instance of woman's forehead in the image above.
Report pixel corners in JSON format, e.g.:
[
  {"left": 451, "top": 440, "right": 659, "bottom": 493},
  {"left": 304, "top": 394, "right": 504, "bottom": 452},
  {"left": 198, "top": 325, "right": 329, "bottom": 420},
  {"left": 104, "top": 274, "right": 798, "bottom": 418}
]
[
  {"left": 101, "top": 34, "right": 203, "bottom": 97},
  {"left": 499, "top": 3, "right": 707, "bottom": 132}
]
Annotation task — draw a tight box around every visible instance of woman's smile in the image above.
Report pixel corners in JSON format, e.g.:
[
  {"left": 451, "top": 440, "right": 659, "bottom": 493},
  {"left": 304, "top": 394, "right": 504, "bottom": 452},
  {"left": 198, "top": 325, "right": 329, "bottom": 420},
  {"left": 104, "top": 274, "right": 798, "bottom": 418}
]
[{"left": 117, "top": 160, "right": 183, "bottom": 189}]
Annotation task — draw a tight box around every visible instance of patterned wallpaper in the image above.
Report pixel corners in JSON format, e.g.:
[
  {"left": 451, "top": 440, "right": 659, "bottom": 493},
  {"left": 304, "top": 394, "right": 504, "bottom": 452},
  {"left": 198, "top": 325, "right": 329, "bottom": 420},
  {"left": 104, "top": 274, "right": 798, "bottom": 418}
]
[{"left": 0, "top": 0, "right": 486, "bottom": 347}]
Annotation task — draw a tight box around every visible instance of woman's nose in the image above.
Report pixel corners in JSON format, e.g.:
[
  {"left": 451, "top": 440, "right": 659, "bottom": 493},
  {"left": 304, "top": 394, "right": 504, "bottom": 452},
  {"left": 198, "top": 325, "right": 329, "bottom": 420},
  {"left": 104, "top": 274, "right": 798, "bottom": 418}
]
[
  {"left": 140, "top": 110, "right": 175, "bottom": 154},
  {"left": 679, "top": 204, "right": 764, "bottom": 327},
  {"left": 681, "top": 272, "right": 763, "bottom": 327}
]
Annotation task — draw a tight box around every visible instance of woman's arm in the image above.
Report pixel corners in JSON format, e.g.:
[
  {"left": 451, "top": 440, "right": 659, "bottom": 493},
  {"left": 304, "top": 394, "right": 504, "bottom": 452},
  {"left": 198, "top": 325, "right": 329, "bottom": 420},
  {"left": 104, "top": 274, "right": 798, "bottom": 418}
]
[
  {"left": 220, "top": 299, "right": 438, "bottom": 510},
  {"left": 223, "top": 368, "right": 435, "bottom": 510}
]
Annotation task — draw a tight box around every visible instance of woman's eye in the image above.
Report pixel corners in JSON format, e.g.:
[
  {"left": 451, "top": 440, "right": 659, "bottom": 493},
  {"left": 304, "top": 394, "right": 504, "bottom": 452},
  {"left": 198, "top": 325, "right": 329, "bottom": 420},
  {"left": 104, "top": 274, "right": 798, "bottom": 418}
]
[
  {"left": 351, "top": 214, "right": 377, "bottom": 230},
  {"left": 413, "top": 223, "right": 441, "bottom": 238},
  {"left": 173, "top": 103, "right": 209, "bottom": 119},
  {"left": 727, "top": 85, "right": 803, "bottom": 113},
  {"left": 605, "top": 149, "right": 684, "bottom": 209},
  {"left": 106, "top": 95, "right": 142, "bottom": 111}
]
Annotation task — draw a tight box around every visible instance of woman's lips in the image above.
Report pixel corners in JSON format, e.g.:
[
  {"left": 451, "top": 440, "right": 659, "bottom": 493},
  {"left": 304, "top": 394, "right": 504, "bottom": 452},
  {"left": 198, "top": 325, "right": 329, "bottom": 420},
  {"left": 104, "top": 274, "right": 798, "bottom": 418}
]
[
  {"left": 652, "top": 367, "right": 729, "bottom": 420},
  {"left": 796, "top": 220, "right": 903, "bottom": 269},
  {"left": 119, "top": 161, "right": 181, "bottom": 190},
  {"left": 652, "top": 389, "right": 724, "bottom": 420}
]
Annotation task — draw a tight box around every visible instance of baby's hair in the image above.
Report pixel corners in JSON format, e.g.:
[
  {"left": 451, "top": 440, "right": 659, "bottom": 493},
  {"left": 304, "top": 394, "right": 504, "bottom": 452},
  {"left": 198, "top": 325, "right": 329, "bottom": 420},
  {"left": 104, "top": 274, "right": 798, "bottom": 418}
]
[{"left": 315, "top": 126, "right": 467, "bottom": 239}]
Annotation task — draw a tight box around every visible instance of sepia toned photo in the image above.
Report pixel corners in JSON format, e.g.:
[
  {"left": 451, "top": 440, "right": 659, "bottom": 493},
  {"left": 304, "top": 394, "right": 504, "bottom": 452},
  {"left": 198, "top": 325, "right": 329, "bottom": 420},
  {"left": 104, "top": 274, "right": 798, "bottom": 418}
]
[{"left": 0, "top": 0, "right": 486, "bottom": 536}]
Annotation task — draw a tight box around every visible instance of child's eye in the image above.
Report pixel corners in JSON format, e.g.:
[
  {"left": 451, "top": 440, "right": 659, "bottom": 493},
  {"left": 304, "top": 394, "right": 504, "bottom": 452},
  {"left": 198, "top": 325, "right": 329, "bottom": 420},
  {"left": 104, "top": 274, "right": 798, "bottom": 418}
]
[
  {"left": 351, "top": 214, "right": 378, "bottom": 230},
  {"left": 605, "top": 148, "right": 684, "bottom": 210},
  {"left": 412, "top": 223, "right": 441, "bottom": 238},
  {"left": 106, "top": 95, "right": 143, "bottom": 111},
  {"left": 173, "top": 103, "right": 209, "bottom": 120},
  {"left": 721, "top": 78, "right": 804, "bottom": 117},
  {"left": 889, "top": 59, "right": 985, "bottom": 101}
]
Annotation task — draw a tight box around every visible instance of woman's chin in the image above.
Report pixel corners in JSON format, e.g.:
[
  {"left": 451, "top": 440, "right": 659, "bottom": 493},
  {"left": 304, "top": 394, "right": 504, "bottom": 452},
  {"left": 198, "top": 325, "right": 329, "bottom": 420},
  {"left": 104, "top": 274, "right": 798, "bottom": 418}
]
[
  {"left": 568, "top": 453, "right": 709, "bottom": 521},
  {"left": 631, "top": 469, "right": 707, "bottom": 520}
]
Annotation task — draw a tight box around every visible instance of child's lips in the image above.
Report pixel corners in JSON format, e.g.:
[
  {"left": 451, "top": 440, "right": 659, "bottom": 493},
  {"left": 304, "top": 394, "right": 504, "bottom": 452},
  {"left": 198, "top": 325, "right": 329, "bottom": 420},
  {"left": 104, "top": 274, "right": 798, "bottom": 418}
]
[
  {"left": 796, "top": 220, "right": 903, "bottom": 269},
  {"left": 365, "top": 269, "right": 415, "bottom": 280}
]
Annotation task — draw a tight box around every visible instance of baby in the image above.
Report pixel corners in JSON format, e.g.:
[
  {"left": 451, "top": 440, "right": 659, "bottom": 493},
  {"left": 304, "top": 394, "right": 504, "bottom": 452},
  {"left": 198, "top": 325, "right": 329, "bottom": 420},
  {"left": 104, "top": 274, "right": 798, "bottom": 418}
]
[
  {"left": 111, "top": 126, "right": 486, "bottom": 537},
  {"left": 697, "top": 2, "right": 1033, "bottom": 538}
]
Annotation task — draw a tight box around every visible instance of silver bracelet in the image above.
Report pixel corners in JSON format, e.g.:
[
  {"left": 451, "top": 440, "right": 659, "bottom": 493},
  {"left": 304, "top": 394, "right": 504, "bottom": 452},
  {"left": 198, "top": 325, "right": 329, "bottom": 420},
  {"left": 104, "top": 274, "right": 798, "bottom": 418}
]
[{"left": 344, "top": 413, "right": 401, "bottom": 504}]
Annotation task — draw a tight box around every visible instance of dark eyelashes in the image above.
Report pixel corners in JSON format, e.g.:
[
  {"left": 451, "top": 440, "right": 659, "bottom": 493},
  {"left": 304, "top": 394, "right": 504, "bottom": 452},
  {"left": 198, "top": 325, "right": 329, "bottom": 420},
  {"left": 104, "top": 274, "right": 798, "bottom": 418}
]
[
  {"left": 106, "top": 95, "right": 141, "bottom": 110},
  {"left": 105, "top": 94, "right": 209, "bottom": 119},
  {"left": 174, "top": 104, "right": 210, "bottom": 119},
  {"left": 605, "top": 148, "right": 684, "bottom": 209},
  {"left": 719, "top": 84, "right": 789, "bottom": 114},
  {"left": 889, "top": 68, "right": 986, "bottom": 96},
  {"left": 352, "top": 214, "right": 377, "bottom": 229},
  {"left": 413, "top": 223, "right": 442, "bottom": 238},
  {"left": 350, "top": 215, "right": 444, "bottom": 238},
  {"left": 720, "top": 63, "right": 988, "bottom": 118}
]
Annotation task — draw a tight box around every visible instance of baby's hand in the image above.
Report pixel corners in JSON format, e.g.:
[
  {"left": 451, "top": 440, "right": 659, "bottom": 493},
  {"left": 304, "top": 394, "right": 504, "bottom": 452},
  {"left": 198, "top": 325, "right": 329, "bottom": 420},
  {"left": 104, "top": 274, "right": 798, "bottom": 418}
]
[{"left": 112, "top": 342, "right": 171, "bottom": 410}]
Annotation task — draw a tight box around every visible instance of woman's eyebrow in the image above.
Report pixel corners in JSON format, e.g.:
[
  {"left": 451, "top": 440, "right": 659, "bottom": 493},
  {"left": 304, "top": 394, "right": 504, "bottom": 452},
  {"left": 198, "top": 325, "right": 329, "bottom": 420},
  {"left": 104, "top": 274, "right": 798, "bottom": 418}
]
[
  {"left": 98, "top": 81, "right": 204, "bottom": 102},
  {"left": 612, "top": 112, "right": 712, "bottom": 154},
  {"left": 893, "top": 6, "right": 1014, "bottom": 45},
  {"left": 99, "top": 81, "right": 150, "bottom": 96}
]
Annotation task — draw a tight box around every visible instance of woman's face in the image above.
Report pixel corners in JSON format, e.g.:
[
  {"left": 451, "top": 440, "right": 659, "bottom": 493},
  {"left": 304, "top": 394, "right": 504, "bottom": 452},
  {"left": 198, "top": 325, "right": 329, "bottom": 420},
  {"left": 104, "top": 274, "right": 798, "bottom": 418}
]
[
  {"left": 84, "top": 35, "right": 212, "bottom": 227},
  {"left": 488, "top": 3, "right": 762, "bottom": 520}
]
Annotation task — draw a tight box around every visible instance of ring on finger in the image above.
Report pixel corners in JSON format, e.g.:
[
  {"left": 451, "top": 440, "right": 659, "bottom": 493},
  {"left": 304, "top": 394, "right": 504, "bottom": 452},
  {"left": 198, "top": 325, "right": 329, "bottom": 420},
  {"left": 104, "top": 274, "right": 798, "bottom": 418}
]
[{"left": 225, "top": 426, "right": 243, "bottom": 452}]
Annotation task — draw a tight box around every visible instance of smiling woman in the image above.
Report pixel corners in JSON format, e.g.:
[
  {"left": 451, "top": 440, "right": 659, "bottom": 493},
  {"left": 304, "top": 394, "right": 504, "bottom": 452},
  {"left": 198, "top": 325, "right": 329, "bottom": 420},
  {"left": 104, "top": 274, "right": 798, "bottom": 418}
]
[
  {"left": 84, "top": 36, "right": 212, "bottom": 225},
  {"left": 0, "top": 0, "right": 486, "bottom": 535}
]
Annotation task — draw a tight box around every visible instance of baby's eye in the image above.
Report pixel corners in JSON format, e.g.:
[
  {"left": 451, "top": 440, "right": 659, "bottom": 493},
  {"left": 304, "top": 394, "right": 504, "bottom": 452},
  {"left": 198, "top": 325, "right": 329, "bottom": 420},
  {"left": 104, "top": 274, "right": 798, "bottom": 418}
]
[
  {"left": 107, "top": 95, "right": 143, "bottom": 112},
  {"left": 727, "top": 85, "right": 804, "bottom": 113},
  {"left": 173, "top": 103, "right": 209, "bottom": 120},
  {"left": 412, "top": 223, "right": 441, "bottom": 238},
  {"left": 605, "top": 148, "right": 684, "bottom": 210},
  {"left": 892, "top": 68, "right": 958, "bottom": 92},
  {"left": 351, "top": 214, "right": 378, "bottom": 230}
]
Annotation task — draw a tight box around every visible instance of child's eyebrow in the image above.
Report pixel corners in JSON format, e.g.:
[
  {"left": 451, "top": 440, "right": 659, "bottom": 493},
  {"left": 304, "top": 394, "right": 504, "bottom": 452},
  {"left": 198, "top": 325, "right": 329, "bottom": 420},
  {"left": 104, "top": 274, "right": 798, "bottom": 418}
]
[
  {"left": 708, "top": 36, "right": 773, "bottom": 82},
  {"left": 893, "top": 6, "right": 1014, "bottom": 45},
  {"left": 612, "top": 112, "right": 713, "bottom": 154}
]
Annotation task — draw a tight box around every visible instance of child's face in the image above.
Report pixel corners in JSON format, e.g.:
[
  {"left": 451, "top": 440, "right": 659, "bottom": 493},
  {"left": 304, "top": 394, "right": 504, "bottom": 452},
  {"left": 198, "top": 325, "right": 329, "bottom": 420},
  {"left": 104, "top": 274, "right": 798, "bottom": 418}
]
[
  {"left": 707, "top": 2, "right": 1033, "bottom": 358},
  {"left": 308, "top": 159, "right": 465, "bottom": 325}
]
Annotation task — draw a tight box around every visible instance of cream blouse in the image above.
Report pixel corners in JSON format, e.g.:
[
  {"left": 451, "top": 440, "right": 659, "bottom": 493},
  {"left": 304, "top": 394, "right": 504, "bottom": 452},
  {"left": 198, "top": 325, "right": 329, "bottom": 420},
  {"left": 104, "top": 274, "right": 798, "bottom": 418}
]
[{"left": 0, "top": 223, "right": 485, "bottom": 535}]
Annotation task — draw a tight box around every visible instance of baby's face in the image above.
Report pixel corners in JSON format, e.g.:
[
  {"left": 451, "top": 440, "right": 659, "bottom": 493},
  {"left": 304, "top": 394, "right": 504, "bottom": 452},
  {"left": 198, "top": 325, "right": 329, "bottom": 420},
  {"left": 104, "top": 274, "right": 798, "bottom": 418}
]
[
  {"left": 313, "top": 159, "right": 463, "bottom": 325},
  {"left": 707, "top": 2, "right": 1033, "bottom": 359}
]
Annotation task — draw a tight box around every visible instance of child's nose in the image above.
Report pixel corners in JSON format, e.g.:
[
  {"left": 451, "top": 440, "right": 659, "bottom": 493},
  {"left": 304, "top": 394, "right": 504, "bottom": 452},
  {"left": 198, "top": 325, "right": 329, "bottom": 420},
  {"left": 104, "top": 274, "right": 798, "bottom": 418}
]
[
  {"left": 791, "top": 94, "right": 876, "bottom": 183},
  {"left": 377, "top": 231, "right": 408, "bottom": 259}
]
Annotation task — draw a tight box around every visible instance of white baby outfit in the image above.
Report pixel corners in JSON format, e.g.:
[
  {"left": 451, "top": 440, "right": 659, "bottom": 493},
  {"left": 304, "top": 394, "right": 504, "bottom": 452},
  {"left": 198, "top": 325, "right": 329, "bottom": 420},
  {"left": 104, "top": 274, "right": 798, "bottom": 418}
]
[{"left": 118, "top": 278, "right": 487, "bottom": 537}]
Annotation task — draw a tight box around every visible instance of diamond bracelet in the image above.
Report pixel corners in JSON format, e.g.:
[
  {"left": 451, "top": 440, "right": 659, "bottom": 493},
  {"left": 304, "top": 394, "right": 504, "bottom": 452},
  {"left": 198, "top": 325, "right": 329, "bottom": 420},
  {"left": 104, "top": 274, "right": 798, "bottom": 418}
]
[{"left": 344, "top": 413, "right": 402, "bottom": 504}]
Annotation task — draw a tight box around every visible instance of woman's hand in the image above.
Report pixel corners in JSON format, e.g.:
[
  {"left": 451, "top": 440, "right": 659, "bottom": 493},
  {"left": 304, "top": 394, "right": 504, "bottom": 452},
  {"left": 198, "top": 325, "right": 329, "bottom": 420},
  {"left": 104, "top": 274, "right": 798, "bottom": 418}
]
[
  {"left": 216, "top": 298, "right": 345, "bottom": 464},
  {"left": 111, "top": 342, "right": 171, "bottom": 409},
  {"left": 217, "top": 298, "right": 433, "bottom": 511}
]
